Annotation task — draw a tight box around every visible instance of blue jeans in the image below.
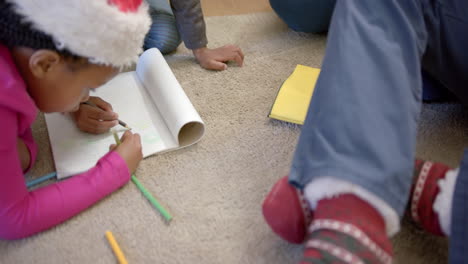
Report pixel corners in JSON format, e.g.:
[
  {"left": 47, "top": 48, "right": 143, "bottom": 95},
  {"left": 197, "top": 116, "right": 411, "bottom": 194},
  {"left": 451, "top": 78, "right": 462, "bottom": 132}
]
[
  {"left": 144, "top": 0, "right": 181, "bottom": 54},
  {"left": 287, "top": 0, "right": 468, "bottom": 260},
  {"left": 450, "top": 151, "right": 468, "bottom": 263},
  {"left": 270, "top": 0, "right": 463, "bottom": 102}
]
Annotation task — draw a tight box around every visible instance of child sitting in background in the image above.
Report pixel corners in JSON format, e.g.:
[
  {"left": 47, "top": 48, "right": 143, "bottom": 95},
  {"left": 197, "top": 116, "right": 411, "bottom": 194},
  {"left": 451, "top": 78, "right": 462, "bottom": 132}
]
[{"left": 0, "top": 0, "right": 150, "bottom": 239}]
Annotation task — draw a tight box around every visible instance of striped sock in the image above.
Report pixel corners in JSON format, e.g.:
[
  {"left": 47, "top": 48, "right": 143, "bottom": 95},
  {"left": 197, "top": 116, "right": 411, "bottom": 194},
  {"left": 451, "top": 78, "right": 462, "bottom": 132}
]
[
  {"left": 301, "top": 194, "right": 392, "bottom": 264},
  {"left": 410, "top": 160, "right": 453, "bottom": 236}
]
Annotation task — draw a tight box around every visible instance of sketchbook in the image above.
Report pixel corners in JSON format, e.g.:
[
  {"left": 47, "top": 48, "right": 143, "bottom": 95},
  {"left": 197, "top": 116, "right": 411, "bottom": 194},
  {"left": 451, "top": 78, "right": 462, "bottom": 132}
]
[
  {"left": 45, "top": 48, "right": 205, "bottom": 179},
  {"left": 268, "top": 65, "right": 320, "bottom": 125}
]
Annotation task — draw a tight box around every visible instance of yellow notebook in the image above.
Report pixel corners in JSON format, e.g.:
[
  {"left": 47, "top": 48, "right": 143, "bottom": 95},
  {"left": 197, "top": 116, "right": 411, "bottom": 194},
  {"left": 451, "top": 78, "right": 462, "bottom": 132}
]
[{"left": 269, "top": 65, "right": 320, "bottom": 125}]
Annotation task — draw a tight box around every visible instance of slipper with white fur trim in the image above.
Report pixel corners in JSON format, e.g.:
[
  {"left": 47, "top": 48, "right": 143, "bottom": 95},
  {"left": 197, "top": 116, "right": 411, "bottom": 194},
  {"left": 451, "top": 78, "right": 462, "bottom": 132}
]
[{"left": 262, "top": 176, "right": 313, "bottom": 244}]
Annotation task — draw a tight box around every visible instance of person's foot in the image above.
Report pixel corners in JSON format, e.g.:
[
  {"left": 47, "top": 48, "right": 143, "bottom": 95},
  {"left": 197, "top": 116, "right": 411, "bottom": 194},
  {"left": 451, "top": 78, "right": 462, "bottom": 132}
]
[
  {"left": 301, "top": 194, "right": 393, "bottom": 264},
  {"left": 262, "top": 176, "right": 313, "bottom": 244},
  {"left": 410, "top": 159, "right": 453, "bottom": 236}
]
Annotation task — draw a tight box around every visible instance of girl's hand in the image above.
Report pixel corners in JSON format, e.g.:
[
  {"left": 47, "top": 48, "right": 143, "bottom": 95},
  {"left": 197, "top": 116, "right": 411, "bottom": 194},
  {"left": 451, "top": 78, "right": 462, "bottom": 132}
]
[
  {"left": 193, "top": 45, "right": 244, "bottom": 71},
  {"left": 110, "top": 131, "right": 143, "bottom": 174},
  {"left": 17, "top": 138, "right": 30, "bottom": 172},
  {"left": 72, "top": 97, "right": 118, "bottom": 134}
]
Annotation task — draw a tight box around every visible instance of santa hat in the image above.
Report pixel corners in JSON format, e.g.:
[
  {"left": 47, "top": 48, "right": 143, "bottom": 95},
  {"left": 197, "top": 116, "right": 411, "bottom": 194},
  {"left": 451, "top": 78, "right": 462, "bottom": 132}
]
[{"left": 0, "top": 0, "right": 151, "bottom": 67}]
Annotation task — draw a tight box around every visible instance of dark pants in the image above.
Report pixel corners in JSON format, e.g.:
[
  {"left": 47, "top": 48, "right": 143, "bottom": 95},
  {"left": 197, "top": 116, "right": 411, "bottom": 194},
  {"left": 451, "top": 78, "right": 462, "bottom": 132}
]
[{"left": 269, "top": 0, "right": 336, "bottom": 33}]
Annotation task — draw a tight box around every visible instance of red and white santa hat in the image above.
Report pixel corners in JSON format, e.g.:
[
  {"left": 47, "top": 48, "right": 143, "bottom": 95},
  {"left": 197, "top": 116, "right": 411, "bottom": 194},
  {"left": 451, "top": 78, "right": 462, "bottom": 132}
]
[{"left": 5, "top": 0, "right": 151, "bottom": 67}]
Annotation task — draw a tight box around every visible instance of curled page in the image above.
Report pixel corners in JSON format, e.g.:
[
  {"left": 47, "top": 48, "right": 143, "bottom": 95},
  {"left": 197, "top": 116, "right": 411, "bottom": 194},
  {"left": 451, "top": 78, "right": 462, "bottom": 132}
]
[{"left": 137, "top": 48, "right": 205, "bottom": 148}]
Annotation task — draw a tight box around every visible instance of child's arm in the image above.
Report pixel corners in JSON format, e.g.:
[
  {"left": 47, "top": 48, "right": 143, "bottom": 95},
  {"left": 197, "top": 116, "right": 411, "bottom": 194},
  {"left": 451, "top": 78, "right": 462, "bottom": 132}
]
[
  {"left": 170, "top": 0, "right": 207, "bottom": 51},
  {"left": 0, "top": 108, "right": 141, "bottom": 240},
  {"left": 170, "top": 0, "right": 244, "bottom": 70}
]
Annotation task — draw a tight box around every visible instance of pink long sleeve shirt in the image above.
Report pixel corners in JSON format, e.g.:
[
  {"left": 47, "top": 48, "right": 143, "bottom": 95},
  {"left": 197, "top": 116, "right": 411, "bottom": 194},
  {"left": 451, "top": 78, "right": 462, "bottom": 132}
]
[{"left": 0, "top": 45, "right": 131, "bottom": 240}]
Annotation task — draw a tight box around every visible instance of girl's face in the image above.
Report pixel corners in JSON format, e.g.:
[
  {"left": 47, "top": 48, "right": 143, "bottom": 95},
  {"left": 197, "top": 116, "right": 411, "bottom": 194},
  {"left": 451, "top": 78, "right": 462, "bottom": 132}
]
[{"left": 12, "top": 47, "right": 119, "bottom": 113}]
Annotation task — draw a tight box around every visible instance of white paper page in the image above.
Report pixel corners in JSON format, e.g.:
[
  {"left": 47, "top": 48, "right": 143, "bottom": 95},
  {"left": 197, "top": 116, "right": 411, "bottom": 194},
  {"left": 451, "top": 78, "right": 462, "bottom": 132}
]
[
  {"left": 45, "top": 72, "right": 174, "bottom": 179},
  {"left": 92, "top": 72, "right": 176, "bottom": 152},
  {"left": 137, "top": 49, "right": 204, "bottom": 148}
]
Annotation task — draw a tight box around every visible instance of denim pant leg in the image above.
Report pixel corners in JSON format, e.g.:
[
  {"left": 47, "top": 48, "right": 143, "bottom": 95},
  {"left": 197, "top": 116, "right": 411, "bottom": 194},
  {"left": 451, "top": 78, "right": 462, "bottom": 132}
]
[
  {"left": 289, "top": 0, "right": 428, "bottom": 216},
  {"left": 269, "top": 0, "right": 336, "bottom": 33},
  {"left": 449, "top": 150, "right": 468, "bottom": 263},
  {"left": 144, "top": 0, "right": 181, "bottom": 54}
]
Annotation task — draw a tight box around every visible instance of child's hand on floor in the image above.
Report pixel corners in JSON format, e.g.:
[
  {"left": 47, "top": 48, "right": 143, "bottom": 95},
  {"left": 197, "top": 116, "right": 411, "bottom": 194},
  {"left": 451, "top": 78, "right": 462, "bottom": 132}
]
[
  {"left": 193, "top": 45, "right": 244, "bottom": 71},
  {"left": 72, "top": 97, "right": 119, "bottom": 134},
  {"left": 109, "top": 131, "right": 143, "bottom": 174}
]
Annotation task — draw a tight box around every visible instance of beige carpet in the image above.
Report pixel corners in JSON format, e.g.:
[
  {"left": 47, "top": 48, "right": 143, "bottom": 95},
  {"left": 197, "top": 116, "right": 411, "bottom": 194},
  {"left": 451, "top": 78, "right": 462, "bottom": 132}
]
[{"left": 1, "top": 12, "right": 466, "bottom": 264}]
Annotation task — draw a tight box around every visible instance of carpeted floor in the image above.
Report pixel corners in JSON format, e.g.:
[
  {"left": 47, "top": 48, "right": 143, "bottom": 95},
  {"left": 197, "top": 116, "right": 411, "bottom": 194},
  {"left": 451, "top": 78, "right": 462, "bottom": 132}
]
[{"left": 1, "top": 12, "right": 467, "bottom": 264}]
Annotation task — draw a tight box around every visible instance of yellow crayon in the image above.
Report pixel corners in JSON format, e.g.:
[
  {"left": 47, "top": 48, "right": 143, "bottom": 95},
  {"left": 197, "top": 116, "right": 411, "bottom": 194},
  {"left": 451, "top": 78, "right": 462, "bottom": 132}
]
[{"left": 105, "top": 231, "right": 128, "bottom": 264}]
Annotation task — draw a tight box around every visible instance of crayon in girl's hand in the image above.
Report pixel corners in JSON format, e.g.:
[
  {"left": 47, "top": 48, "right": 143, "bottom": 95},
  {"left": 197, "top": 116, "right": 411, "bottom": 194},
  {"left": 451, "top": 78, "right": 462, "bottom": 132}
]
[{"left": 83, "top": 101, "right": 131, "bottom": 130}]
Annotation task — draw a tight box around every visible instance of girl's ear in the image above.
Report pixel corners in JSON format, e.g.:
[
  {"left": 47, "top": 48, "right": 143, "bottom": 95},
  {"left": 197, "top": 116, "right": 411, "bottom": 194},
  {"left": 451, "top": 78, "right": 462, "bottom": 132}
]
[{"left": 29, "top": 50, "right": 61, "bottom": 78}]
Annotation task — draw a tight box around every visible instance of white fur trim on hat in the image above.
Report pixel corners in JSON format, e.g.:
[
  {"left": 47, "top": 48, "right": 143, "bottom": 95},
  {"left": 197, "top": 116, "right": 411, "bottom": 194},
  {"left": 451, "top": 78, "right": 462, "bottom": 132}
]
[{"left": 8, "top": 0, "right": 151, "bottom": 67}]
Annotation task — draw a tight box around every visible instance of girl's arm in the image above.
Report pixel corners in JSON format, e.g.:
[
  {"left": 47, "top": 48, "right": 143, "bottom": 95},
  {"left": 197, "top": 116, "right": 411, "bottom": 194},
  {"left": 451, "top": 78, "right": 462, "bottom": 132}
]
[
  {"left": 170, "top": 0, "right": 244, "bottom": 70},
  {"left": 0, "top": 107, "right": 130, "bottom": 240}
]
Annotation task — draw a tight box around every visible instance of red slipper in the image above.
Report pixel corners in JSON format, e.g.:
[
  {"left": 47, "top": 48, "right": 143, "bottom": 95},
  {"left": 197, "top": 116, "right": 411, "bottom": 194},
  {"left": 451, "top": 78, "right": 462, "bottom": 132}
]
[
  {"left": 410, "top": 159, "right": 452, "bottom": 236},
  {"left": 262, "top": 176, "right": 313, "bottom": 244}
]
